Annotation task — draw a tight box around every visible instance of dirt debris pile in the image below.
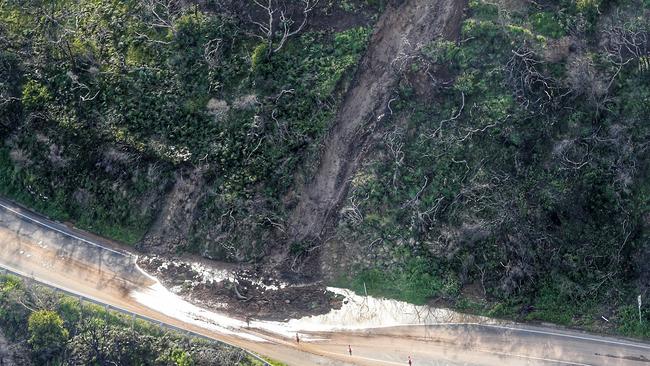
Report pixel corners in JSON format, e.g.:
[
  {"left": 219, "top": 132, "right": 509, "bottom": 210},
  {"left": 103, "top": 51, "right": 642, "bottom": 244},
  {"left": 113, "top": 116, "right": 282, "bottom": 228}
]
[{"left": 137, "top": 256, "right": 343, "bottom": 321}]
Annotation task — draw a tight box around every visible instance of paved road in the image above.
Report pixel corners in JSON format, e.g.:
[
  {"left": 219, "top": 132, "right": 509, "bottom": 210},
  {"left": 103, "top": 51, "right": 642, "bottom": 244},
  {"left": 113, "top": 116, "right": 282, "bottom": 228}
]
[{"left": 0, "top": 197, "right": 648, "bottom": 366}]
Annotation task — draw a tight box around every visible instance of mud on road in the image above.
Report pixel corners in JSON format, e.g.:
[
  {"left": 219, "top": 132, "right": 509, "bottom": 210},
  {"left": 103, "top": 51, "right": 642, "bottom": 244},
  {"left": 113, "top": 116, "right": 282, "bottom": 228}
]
[
  {"left": 137, "top": 255, "right": 344, "bottom": 321},
  {"left": 2, "top": 198, "right": 650, "bottom": 366}
]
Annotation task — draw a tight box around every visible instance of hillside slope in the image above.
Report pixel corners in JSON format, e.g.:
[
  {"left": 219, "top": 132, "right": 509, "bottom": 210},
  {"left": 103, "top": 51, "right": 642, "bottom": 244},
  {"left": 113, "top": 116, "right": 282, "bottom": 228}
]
[
  {"left": 289, "top": 0, "right": 465, "bottom": 250},
  {"left": 0, "top": 0, "right": 648, "bottom": 340},
  {"left": 327, "top": 0, "right": 650, "bottom": 338}
]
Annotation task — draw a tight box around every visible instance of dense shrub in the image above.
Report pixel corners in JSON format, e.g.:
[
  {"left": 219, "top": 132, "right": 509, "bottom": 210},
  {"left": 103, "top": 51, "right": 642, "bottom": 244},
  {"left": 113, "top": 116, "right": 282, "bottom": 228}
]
[
  {"left": 333, "top": 0, "right": 650, "bottom": 338},
  {"left": 0, "top": 274, "right": 254, "bottom": 365}
]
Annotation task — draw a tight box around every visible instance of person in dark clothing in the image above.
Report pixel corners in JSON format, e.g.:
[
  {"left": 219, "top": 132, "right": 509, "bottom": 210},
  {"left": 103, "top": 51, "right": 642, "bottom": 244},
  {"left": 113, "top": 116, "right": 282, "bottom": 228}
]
[{"left": 348, "top": 345, "right": 352, "bottom": 356}]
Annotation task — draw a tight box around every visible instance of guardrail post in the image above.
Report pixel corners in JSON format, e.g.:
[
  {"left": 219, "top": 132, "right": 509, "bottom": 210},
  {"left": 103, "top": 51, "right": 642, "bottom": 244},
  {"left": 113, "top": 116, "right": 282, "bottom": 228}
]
[
  {"left": 0, "top": 263, "right": 268, "bottom": 363},
  {"left": 78, "top": 296, "right": 84, "bottom": 322}
]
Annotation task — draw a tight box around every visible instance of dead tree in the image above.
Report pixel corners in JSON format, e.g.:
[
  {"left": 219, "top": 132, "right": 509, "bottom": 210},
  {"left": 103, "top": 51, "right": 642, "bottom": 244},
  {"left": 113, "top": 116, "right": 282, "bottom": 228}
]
[
  {"left": 506, "top": 47, "right": 557, "bottom": 111},
  {"left": 250, "top": 0, "right": 318, "bottom": 57},
  {"left": 575, "top": 14, "right": 650, "bottom": 112},
  {"left": 204, "top": 37, "right": 223, "bottom": 68},
  {"left": 602, "top": 16, "right": 649, "bottom": 88},
  {"left": 603, "top": 16, "right": 649, "bottom": 68},
  {"left": 0, "top": 93, "right": 18, "bottom": 107},
  {"left": 142, "top": 0, "right": 182, "bottom": 29},
  {"left": 65, "top": 71, "right": 100, "bottom": 102},
  {"left": 341, "top": 194, "right": 365, "bottom": 225},
  {"left": 134, "top": 0, "right": 183, "bottom": 45},
  {"left": 383, "top": 127, "right": 405, "bottom": 191}
]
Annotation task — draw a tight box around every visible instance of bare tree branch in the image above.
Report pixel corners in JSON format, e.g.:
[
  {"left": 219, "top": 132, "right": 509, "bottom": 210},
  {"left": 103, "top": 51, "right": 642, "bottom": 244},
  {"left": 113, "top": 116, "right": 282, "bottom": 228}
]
[{"left": 250, "top": 0, "right": 318, "bottom": 56}]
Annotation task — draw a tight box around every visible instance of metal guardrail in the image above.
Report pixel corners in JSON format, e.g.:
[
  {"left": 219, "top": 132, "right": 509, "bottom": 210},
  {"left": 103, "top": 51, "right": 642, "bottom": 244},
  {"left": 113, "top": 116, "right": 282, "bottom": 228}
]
[
  {"left": 0, "top": 197, "right": 271, "bottom": 365},
  {"left": 0, "top": 265, "right": 271, "bottom": 366},
  {"left": 0, "top": 199, "right": 130, "bottom": 257}
]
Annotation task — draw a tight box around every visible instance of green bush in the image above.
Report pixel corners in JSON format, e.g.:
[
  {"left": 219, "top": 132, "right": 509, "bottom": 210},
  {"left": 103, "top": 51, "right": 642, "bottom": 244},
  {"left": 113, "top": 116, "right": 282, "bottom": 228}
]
[
  {"left": 28, "top": 310, "right": 69, "bottom": 361},
  {"left": 530, "top": 12, "right": 566, "bottom": 38},
  {"left": 345, "top": 257, "right": 445, "bottom": 305},
  {"left": 0, "top": 0, "right": 374, "bottom": 255},
  {"left": 0, "top": 275, "right": 255, "bottom": 365},
  {"left": 617, "top": 305, "right": 650, "bottom": 338},
  {"left": 330, "top": 0, "right": 650, "bottom": 341},
  {"left": 21, "top": 80, "right": 50, "bottom": 109},
  {"left": 251, "top": 42, "right": 269, "bottom": 72}
]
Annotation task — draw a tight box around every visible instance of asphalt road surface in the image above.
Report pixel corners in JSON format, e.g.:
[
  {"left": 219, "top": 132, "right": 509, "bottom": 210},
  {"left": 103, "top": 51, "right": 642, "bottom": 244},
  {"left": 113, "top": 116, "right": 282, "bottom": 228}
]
[{"left": 0, "top": 197, "right": 648, "bottom": 366}]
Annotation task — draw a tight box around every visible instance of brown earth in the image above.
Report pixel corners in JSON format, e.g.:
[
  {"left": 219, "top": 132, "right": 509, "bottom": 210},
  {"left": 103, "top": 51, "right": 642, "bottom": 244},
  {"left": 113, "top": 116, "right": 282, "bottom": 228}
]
[
  {"left": 0, "top": 214, "right": 351, "bottom": 366},
  {"left": 137, "top": 255, "right": 343, "bottom": 321},
  {"left": 287, "top": 0, "right": 467, "bottom": 258},
  {"left": 140, "top": 166, "right": 205, "bottom": 254},
  {"left": 138, "top": 2, "right": 377, "bottom": 258},
  {"left": 2, "top": 191, "right": 650, "bottom": 366}
]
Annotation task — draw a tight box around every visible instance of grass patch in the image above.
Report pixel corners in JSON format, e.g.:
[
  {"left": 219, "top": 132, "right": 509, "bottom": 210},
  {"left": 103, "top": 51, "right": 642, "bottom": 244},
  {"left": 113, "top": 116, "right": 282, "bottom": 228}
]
[{"left": 335, "top": 258, "right": 446, "bottom": 305}]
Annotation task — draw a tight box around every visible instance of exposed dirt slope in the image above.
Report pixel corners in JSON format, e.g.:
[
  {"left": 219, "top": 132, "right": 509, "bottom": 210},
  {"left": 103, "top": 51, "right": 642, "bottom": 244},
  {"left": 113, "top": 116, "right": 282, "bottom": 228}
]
[
  {"left": 289, "top": 0, "right": 466, "bottom": 244},
  {"left": 141, "top": 167, "right": 205, "bottom": 253}
]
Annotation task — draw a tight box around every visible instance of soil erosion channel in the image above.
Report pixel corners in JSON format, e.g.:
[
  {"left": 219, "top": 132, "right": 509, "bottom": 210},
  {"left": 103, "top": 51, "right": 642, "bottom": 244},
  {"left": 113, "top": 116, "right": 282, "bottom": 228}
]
[{"left": 289, "top": 0, "right": 465, "bottom": 243}]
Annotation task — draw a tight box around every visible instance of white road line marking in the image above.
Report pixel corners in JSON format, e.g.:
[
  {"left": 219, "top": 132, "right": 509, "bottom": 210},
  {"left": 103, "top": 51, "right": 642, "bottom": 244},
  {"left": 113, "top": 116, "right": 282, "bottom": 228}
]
[
  {"left": 478, "top": 324, "right": 650, "bottom": 350},
  {"left": 314, "top": 344, "right": 594, "bottom": 366},
  {"left": 315, "top": 347, "right": 593, "bottom": 366},
  {"left": 315, "top": 349, "right": 405, "bottom": 365},
  {"left": 0, "top": 262, "right": 270, "bottom": 364},
  {"left": 0, "top": 201, "right": 128, "bottom": 257},
  {"left": 0, "top": 261, "right": 127, "bottom": 312},
  {"left": 1, "top": 199, "right": 649, "bottom": 358},
  {"left": 360, "top": 322, "right": 650, "bottom": 350},
  {"left": 476, "top": 348, "right": 593, "bottom": 366}
]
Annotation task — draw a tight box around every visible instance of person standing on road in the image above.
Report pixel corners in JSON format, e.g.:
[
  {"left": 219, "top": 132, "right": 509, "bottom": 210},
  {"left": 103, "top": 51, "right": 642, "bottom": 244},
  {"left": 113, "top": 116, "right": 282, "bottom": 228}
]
[
  {"left": 296, "top": 333, "right": 300, "bottom": 344},
  {"left": 408, "top": 355, "right": 412, "bottom": 365},
  {"left": 348, "top": 345, "right": 352, "bottom": 356}
]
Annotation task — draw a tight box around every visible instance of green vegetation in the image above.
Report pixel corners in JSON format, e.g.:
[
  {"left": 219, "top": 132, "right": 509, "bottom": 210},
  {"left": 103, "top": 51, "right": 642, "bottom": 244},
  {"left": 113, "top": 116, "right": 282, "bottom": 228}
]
[
  {"left": 27, "top": 310, "right": 69, "bottom": 363},
  {"left": 0, "top": 0, "right": 648, "bottom": 343},
  {"left": 253, "top": 358, "right": 288, "bottom": 366},
  {"left": 336, "top": 0, "right": 386, "bottom": 13},
  {"left": 339, "top": 257, "right": 458, "bottom": 305},
  {"left": 0, "top": 0, "right": 374, "bottom": 250},
  {"left": 333, "top": 0, "right": 650, "bottom": 338},
  {"left": 0, "top": 274, "right": 256, "bottom": 365}
]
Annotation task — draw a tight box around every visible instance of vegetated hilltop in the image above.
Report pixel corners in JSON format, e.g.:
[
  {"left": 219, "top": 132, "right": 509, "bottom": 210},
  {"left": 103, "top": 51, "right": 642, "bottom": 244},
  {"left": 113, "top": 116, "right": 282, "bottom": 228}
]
[{"left": 0, "top": 0, "right": 648, "bottom": 339}]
